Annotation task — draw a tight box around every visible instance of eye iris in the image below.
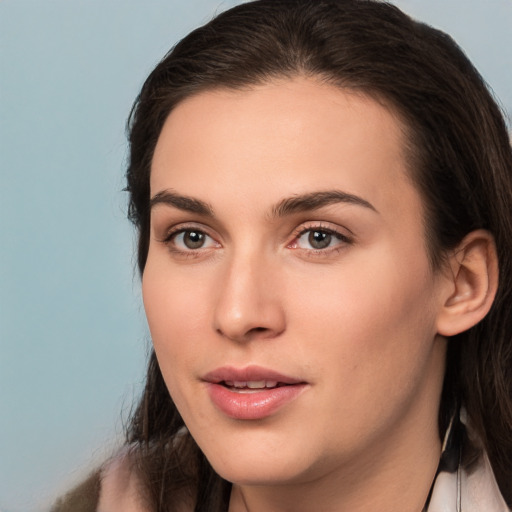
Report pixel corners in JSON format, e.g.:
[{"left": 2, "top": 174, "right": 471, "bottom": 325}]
[
  {"left": 308, "top": 230, "right": 331, "bottom": 249},
  {"left": 184, "top": 231, "right": 205, "bottom": 249}
]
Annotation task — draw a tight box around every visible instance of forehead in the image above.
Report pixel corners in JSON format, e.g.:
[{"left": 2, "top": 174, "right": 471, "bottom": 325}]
[{"left": 150, "top": 77, "right": 419, "bottom": 220}]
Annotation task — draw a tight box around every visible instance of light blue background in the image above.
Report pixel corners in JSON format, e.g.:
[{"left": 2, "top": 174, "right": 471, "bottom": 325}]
[{"left": 1, "top": 1, "right": 510, "bottom": 511}]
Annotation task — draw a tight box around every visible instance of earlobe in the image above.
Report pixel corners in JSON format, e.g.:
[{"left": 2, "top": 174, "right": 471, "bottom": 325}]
[{"left": 436, "top": 230, "right": 499, "bottom": 337}]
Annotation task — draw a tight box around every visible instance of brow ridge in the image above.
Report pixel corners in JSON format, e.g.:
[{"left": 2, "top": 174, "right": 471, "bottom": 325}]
[
  {"left": 150, "top": 190, "right": 214, "bottom": 216},
  {"left": 150, "top": 189, "right": 376, "bottom": 219},
  {"left": 271, "top": 190, "right": 377, "bottom": 218}
]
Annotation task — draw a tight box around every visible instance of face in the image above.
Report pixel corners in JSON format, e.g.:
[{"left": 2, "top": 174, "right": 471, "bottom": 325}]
[{"left": 143, "top": 78, "right": 448, "bottom": 487}]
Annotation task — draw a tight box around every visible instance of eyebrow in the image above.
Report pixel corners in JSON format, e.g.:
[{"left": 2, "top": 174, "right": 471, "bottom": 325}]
[
  {"left": 150, "top": 190, "right": 214, "bottom": 216},
  {"left": 271, "top": 190, "right": 377, "bottom": 218},
  {"left": 149, "top": 189, "right": 377, "bottom": 218}
]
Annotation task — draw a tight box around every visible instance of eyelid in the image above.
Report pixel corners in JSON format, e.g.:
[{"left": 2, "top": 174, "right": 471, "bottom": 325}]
[
  {"left": 291, "top": 221, "right": 352, "bottom": 239},
  {"left": 158, "top": 222, "right": 217, "bottom": 243},
  {"left": 158, "top": 223, "right": 222, "bottom": 258},
  {"left": 287, "top": 221, "right": 353, "bottom": 252}
]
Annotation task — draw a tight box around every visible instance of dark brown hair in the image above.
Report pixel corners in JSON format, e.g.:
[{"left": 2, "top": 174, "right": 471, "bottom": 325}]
[{"left": 124, "top": 1, "right": 512, "bottom": 510}]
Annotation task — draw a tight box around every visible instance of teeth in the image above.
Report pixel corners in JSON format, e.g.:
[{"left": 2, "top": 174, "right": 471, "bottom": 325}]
[
  {"left": 224, "top": 380, "right": 280, "bottom": 389},
  {"left": 247, "top": 380, "right": 266, "bottom": 389}
]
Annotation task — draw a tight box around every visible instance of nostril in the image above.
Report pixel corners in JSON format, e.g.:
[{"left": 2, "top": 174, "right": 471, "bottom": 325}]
[
  {"left": 215, "top": 325, "right": 275, "bottom": 343},
  {"left": 247, "top": 327, "right": 270, "bottom": 336}
]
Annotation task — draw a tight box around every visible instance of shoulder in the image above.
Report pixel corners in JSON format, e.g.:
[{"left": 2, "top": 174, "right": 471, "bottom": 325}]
[
  {"left": 50, "top": 470, "right": 101, "bottom": 512},
  {"left": 50, "top": 448, "right": 149, "bottom": 512},
  {"left": 98, "top": 445, "right": 196, "bottom": 512},
  {"left": 51, "top": 442, "right": 196, "bottom": 512},
  {"left": 97, "top": 447, "right": 150, "bottom": 512}
]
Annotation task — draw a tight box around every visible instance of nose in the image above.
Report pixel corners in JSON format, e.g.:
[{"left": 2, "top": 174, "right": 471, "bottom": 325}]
[{"left": 213, "top": 251, "right": 286, "bottom": 343}]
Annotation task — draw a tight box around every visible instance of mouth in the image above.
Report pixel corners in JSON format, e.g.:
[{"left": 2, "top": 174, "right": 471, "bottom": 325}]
[
  {"left": 203, "top": 366, "right": 308, "bottom": 420},
  {"left": 203, "top": 365, "right": 304, "bottom": 386},
  {"left": 220, "top": 380, "right": 287, "bottom": 393}
]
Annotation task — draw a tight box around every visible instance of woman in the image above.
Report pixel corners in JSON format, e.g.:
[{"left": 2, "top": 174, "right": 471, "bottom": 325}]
[{"left": 52, "top": 0, "right": 512, "bottom": 510}]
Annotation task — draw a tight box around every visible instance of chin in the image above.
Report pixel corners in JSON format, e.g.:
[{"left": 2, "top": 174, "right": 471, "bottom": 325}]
[
  {"left": 199, "top": 435, "right": 318, "bottom": 486},
  {"left": 212, "top": 459, "right": 309, "bottom": 487}
]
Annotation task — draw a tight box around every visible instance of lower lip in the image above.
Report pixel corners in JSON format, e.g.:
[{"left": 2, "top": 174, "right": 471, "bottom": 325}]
[{"left": 206, "top": 383, "right": 307, "bottom": 420}]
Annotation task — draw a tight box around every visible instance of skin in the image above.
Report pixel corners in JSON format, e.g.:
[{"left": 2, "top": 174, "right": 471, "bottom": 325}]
[{"left": 142, "top": 78, "right": 454, "bottom": 512}]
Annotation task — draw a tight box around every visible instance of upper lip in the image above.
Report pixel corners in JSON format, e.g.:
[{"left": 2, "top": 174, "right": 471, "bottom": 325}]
[{"left": 202, "top": 365, "right": 305, "bottom": 385}]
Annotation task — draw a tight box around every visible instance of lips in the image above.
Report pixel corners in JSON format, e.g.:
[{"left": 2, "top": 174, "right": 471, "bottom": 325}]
[{"left": 202, "top": 365, "right": 308, "bottom": 420}]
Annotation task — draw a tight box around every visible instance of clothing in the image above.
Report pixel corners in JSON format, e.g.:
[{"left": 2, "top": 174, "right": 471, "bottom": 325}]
[
  {"left": 427, "top": 453, "right": 509, "bottom": 512},
  {"left": 50, "top": 470, "right": 100, "bottom": 512},
  {"left": 426, "top": 411, "right": 510, "bottom": 512}
]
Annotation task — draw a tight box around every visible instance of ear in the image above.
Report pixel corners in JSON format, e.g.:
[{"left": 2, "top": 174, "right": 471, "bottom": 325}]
[{"left": 436, "top": 230, "right": 498, "bottom": 337}]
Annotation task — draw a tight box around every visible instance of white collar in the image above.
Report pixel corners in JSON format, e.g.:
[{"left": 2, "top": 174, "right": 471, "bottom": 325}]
[
  {"left": 427, "top": 451, "right": 509, "bottom": 512},
  {"left": 426, "top": 410, "right": 509, "bottom": 512}
]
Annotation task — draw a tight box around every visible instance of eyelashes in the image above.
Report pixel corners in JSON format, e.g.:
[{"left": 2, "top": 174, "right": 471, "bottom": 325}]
[
  {"left": 159, "top": 222, "right": 353, "bottom": 259},
  {"left": 159, "top": 226, "right": 220, "bottom": 259},
  {"left": 289, "top": 225, "right": 352, "bottom": 252},
  {"left": 163, "top": 229, "right": 219, "bottom": 251}
]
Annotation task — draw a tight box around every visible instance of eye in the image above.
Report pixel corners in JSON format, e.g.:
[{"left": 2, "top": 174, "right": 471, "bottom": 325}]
[
  {"left": 304, "top": 230, "right": 334, "bottom": 249},
  {"left": 165, "top": 228, "right": 219, "bottom": 252},
  {"left": 291, "top": 226, "right": 351, "bottom": 251}
]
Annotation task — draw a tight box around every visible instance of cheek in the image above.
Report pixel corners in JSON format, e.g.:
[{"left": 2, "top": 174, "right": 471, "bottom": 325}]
[
  {"left": 291, "top": 250, "right": 439, "bottom": 386},
  {"left": 286, "top": 258, "right": 441, "bottom": 452},
  {"left": 142, "top": 258, "right": 213, "bottom": 375},
  {"left": 142, "top": 263, "right": 216, "bottom": 426}
]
